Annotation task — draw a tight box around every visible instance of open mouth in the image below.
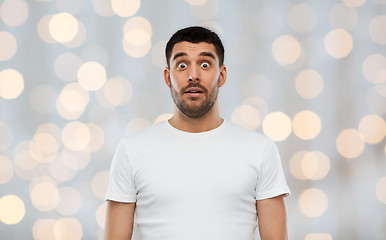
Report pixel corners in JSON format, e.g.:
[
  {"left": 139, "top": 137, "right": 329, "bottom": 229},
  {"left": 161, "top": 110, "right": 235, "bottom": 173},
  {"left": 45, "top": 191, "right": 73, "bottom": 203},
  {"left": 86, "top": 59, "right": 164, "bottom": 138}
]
[{"left": 185, "top": 88, "right": 204, "bottom": 97}]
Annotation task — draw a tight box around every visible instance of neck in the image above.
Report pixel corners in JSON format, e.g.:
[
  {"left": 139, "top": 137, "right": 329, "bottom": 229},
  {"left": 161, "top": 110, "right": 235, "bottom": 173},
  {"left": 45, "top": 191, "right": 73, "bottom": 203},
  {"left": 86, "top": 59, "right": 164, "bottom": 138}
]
[{"left": 168, "top": 103, "right": 224, "bottom": 133}]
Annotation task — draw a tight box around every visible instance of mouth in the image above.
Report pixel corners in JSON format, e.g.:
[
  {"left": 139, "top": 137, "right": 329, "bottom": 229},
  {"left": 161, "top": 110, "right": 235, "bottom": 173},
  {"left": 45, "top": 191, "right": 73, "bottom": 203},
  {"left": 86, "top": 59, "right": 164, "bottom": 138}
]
[{"left": 184, "top": 87, "right": 204, "bottom": 98}]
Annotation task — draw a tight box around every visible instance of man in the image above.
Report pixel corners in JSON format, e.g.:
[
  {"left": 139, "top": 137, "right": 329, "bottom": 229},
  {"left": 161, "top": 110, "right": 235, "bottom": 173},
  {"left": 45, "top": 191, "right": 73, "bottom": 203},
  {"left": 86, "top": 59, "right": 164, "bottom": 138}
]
[{"left": 104, "top": 26, "right": 290, "bottom": 240}]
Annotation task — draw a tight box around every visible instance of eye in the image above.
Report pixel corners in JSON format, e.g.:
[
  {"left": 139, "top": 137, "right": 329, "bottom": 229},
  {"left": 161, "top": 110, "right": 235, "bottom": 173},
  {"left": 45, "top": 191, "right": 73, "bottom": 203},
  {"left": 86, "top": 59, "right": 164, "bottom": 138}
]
[
  {"left": 177, "top": 63, "right": 187, "bottom": 69},
  {"left": 201, "top": 62, "right": 210, "bottom": 68}
]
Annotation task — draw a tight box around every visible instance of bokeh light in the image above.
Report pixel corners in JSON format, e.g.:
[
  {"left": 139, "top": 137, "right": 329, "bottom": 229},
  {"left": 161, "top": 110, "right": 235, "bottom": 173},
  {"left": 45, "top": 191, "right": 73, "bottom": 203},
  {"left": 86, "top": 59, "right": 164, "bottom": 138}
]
[
  {"left": 301, "top": 151, "right": 330, "bottom": 180},
  {"left": 33, "top": 219, "right": 56, "bottom": 240},
  {"left": 292, "top": 110, "right": 322, "bottom": 140},
  {"left": 290, "top": 151, "right": 330, "bottom": 181},
  {"left": 54, "top": 218, "right": 83, "bottom": 240},
  {"left": 231, "top": 104, "right": 260, "bottom": 130},
  {"left": 369, "top": 15, "right": 386, "bottom": 45},
  {"left": 55, "top": 187, "right": 82, "bottom": 215},
  {"left": 61, "top": 147, "right": 90, "bottom": 170},
  {"left": 122, "top": 17, "right": 152, "bottom": 58},
  {"left": 0, "top": 195, "right": 25, "bottom": 224},
  {"left": 86, "top": 122, "right": 105, "bottom": 152},
  {"left": 77, "top": 61, "right": 106, "bottom": 91},
  {"left": 358, "top": 114, "right": 385, "bottom": 144},
  {"left": 272, "top": 35, "right": 302, "bottom": 65},
  {"left": 324, "top": 29, "right": 353, "bottom": 58},
  {"left": 49, "top": 12, "right": 79, "bottom": 43},
  {"left": 189, "top": 0, "right": 219, "bottom": 20},
  {"left": 13, "top": 141, "right": 40, "bottom": 170},
  {"left": 61, "top": 121, "right": 90, "bottom": 151},
  {"left": 185, "top": 0, "right": 208, "bottom": 6},
  {"left": 0, "top": 0, "right": 29, "bottom": 27},
  {"left": 343, "top": 0, "right": 366, "bottom": 7},
  {"left": 49, "top": 156, "right": 76, "bottom": 182},
  {"left": 111, "top": 0, "right": 140, "bottom": 17},
  {"left": 295, "top": 69, "right": 324, "bottom": 99},
  {"left": 2, "top": 1, "right": 386, "bottom": 239},
  {"left": 62, "top": 21, "right": 87, "bottom": 48},
  {"left": 96, "top": 202, "right": 107, "bottom": 229},
  {"left": 0, "top": 155, "right": 13, "bottom": 184},
  {"left": 336, "top": 128, "right": 365, "bottom": 158},
  {"left": 262, "top": 112, "right": 292, "bottom": 142},
  {"left": 91, "top": 171, "right": 110, "bottom": 200},
  {"left": 362, "top": 54, "right": 386, "bottom": 84},
  {"left": 56, "top": 82, "right": 89, "bottom": 120},
  {"left": 30, "top": 179, "right": 60, "bottom": 211},
  {"left": 376, "top": 176, "right": 386, "bottom": 204},
  {"left": 96, "top": 77, "right": 133, "bottom": 108},
  {"left": 0, "top": 69, "right": 24, "bottom": 100},
  {"left": 305, "top": 233, "right": 333, "bottom": 240},
  {"left": 0, "top": 31, "right": 17, "bottom": 61},
  {"left": 288, "top": 4, "right": 317, "bottom": 33},
  {"left": 298, "top": 188, "right": 328, "bottom": 218},
  {"left": 290, "top": 151, "right": 309, "bottom": 180},
  {"left": 37, "top": 15, "right": 56, "bottom": 44}
]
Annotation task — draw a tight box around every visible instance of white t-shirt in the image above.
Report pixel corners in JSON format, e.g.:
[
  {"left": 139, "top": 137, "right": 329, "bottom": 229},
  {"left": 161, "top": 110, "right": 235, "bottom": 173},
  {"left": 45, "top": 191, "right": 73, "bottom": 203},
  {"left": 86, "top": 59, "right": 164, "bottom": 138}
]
[{"left": 105, "top": 120, "right": 290, "bottom": 240}]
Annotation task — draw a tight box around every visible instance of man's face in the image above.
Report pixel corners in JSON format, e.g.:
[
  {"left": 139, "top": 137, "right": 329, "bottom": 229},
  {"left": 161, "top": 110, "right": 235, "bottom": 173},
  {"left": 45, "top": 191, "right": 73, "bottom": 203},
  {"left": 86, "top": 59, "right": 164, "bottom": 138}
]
[{"left": 164, "top": 41, "right": 226, "bottom": 118}]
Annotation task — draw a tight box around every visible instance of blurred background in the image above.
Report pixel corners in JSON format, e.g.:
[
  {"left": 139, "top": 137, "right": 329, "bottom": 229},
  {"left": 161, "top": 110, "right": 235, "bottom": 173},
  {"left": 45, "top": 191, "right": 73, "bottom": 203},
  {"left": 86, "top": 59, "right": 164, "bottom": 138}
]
[{"left": 0, "top": 0, "right": 385, "bottom": 239}]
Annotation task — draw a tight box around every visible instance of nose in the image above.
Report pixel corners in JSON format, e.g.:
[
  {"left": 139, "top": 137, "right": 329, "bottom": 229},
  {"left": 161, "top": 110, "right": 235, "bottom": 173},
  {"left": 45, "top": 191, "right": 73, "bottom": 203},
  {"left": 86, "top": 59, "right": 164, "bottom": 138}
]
[{"left": 188, "top": 65, "right": 200, "bottom": 82}]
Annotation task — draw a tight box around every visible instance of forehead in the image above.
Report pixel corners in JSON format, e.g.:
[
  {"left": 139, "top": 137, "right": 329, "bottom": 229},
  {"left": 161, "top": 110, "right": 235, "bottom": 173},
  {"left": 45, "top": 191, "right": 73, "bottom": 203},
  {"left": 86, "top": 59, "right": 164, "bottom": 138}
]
[{"left": 171, "top": 41, "right": 218, "bottom": 60}]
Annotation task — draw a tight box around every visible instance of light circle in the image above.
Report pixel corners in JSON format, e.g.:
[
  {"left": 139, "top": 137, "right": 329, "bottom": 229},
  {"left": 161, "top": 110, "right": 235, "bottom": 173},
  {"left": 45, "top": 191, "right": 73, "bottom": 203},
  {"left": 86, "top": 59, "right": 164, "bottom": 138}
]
[
  {"left": 369, "top": 15, "right": 386, "bottom": 45},
  {"left": 292, "top": 110, "right": 322, "bottom": 140},
  {"left": 272, "top": 35, "right": 302, "bottom": 65},
  {"left": 49, "top": 12, "right": 79, "bottom": 43},
  {"left": 0, "top": 69, "right": 24, "bottom": 99},
  {"left": 262, "top": 112, "right": 292, "bottom": 142},
  {"left": 298, "top": 188, "right": 328, "bottom": 218},
  {"left": 376, "top": 176, "right": 386, "bottom": 204},
  {"left": 0, "top": 31, "right": 17, "bottom": 61},
  {"left": 295, "top": 69, "right": 324, "bottom": 99},
  {"left": 336, "top": 129, "right": 365, "bottom": 158},
  {"left": 0, "top": 195, "right": 25, "bottom": 224},
  {"left": 358, "top": 114, "right": 386, "bottom": 144},
  {"left": 0, "top": 0, "right": 29, "bottom": 27},
  {"left": 77, "top": 62, "right": 106, "bottom": 91},
  {"left": 54, "top": 218, "right": 83, "bottom": 240},
  {"left": 111, "top": 0, "right": 140, "bottom": 17},
  {"left": 324, "top": 29, "right": 353, "bottom": 58}
]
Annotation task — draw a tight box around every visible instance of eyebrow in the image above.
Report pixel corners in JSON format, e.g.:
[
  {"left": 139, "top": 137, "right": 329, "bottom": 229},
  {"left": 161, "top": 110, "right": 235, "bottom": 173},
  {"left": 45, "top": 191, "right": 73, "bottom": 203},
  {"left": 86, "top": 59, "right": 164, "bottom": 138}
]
[{"left": 172, "top": 51, "right": 217, "bottom": 61}]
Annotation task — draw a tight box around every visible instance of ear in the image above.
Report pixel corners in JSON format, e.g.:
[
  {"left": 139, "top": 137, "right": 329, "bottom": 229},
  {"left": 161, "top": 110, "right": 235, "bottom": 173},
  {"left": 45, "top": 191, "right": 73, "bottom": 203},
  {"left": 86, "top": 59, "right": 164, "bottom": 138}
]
[
  {"left": 218, "top": 65, "right": 227, "bottom": 88},
  {"left": 163, "top": 67, "right": 171, "bottom": 88}
]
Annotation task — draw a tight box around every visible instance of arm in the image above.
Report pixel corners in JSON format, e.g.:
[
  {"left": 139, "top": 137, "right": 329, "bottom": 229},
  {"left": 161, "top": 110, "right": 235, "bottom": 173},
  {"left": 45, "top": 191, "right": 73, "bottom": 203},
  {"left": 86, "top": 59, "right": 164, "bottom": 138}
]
[
  {"left": 104, "top": 200, "right": 136, "bottom": 240},
  {"left": 256, "top": 194, "right": 288, "bottom": 240}
]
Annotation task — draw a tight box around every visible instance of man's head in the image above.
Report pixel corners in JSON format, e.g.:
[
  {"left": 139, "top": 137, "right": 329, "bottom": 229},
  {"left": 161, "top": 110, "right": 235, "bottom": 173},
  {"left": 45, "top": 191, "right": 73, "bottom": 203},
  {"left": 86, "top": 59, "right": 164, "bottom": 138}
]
[
  {"left": 165, "top": 26, "right": 224, "bottom": 68},
  {"left": 163, "top": 26, "right": 227, "bottom": 119}
]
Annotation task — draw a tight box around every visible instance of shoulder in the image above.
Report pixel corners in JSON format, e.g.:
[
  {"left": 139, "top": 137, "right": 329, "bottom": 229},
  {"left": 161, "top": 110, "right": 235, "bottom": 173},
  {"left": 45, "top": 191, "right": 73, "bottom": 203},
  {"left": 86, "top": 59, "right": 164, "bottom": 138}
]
[
  {"left": 120, "top": 120, "right": 167, "bottom": 148},
  {"left": 225, "top": 121, "right": 270, "bottom": 145}
]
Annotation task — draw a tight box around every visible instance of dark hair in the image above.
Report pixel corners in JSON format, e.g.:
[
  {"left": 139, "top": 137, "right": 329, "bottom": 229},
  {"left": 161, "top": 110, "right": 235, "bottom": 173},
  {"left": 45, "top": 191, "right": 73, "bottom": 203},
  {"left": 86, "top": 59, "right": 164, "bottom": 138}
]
[{"left": 165, "top": 26, "right": 224, "bottom": 68}]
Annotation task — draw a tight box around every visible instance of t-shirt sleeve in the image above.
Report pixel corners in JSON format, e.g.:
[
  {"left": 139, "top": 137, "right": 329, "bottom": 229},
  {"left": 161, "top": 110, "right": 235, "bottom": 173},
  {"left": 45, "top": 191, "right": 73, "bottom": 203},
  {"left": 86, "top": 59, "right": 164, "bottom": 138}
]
[
  {"left": 255, "top": 137, "right": 291, "bottom": 200},
  {"left": 105, "top": 139, "right": 137, "bottom": 202}
]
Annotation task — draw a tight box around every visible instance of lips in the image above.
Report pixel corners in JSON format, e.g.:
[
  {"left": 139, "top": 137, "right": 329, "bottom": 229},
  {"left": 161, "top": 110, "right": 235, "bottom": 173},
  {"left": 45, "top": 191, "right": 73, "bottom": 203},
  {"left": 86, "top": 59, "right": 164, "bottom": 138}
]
[{"left": 184, "top": 87, "right": 204, "bottom": 97}]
